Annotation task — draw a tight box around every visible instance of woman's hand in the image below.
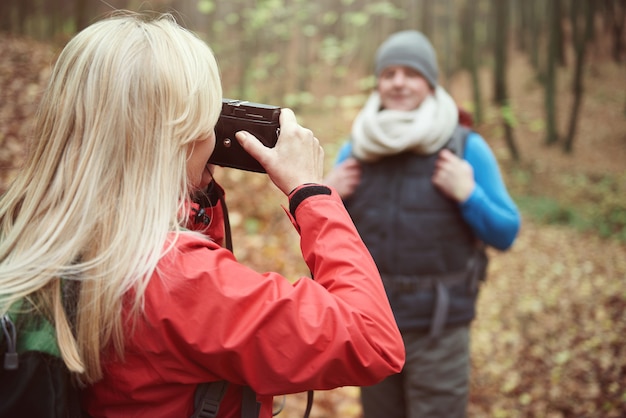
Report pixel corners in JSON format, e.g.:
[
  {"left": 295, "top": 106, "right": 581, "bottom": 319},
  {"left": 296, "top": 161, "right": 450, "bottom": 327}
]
[{"left": 235, "top": 108, "right": 324, "bottom": 195}]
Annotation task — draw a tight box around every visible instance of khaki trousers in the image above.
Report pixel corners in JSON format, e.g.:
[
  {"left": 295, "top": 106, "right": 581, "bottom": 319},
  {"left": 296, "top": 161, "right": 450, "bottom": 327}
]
[{"left": 361, "top": 325, "right": 470, "bottom": 418}]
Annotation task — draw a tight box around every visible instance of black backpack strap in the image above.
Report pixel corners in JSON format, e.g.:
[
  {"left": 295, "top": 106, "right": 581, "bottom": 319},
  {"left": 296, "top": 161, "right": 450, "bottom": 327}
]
[
  {"left": 192, "top": 381, "right": 228, "bottom": 418},
  {"left": 241, "top": 385, "right": 261, "bottom": 418},
  {"left": 192, "top": 382, "right": 260, "bottom": 418},
  {"left": 1, "top": 314, "right": 18, "bottom": 370},
  {"left": 429, "top": 279, "right": 451, "bottom": 339},
  {"left": 445, "top": 125, "right": 472, "bottom": 158},
  {"left": 467, "top": 242, "right": 489, "bottom": 293}
]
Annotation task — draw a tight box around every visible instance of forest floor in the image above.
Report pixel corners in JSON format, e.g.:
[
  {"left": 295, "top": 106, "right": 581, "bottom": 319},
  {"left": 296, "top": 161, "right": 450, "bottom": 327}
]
[{"left": 1, "top": 32, "right": 625, "bottom": 418}]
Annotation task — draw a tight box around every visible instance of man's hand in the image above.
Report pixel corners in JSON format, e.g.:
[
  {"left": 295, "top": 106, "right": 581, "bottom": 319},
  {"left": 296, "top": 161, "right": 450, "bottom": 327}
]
[
  {"left": 323, "top": 158, "right": 361, "bottom": 199},
  {"left": 432, "top": 149, "right": 475, "bottom": 203}
]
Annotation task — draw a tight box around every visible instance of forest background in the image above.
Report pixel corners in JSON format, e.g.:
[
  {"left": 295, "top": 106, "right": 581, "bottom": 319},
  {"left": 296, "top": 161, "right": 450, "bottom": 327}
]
[{"left": 0, "top": 0, "right": 625, "bottom": 417}]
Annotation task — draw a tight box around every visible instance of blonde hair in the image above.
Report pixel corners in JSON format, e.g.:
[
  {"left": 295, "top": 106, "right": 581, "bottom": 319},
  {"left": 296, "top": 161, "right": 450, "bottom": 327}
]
[{"left": 0, "top": 12, "right": 222, "bottom": 383}]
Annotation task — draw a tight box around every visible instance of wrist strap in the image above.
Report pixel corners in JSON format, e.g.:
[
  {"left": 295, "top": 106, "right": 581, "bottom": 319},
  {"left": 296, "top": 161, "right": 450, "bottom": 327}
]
[{"left": 289, "top": 185, "right": 331, "bottom": 217}]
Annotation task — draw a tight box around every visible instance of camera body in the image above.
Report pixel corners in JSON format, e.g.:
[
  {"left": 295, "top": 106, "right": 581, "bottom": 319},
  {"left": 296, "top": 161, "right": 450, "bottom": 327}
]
[{"left": 209, "top": 99, "right": 281, "bottom": 173}]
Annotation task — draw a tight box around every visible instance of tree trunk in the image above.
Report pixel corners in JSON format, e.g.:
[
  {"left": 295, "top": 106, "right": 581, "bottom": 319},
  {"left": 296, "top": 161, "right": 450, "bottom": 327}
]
[
  {"left": 564, "top": 0, "right": 594, "bottom": 153},
  {"left": 529, "top": 0, "right": 541, "bottom": 72},
  {"left": 515, "top": 0, "right": 527, "bottom": 51},
  {"left": 554, "top": 0, "right": 567, "bottom": 66},
  {"left": 544, "top": 0, "right": 559, "bottom": 145},
  {"left": 610, "top": 0, "right": 626, "bottom": 62},
  {"left": 421, "top": 0, "right": 434, "bottom": 39},
  {"left": 0, "top": 0, "right": 12, "bottom": 32},
  {"left": 493, "top": 0, "right": 520, "bottom": 161},
  {"left": 442, "top": 0, "right": 454, "bottom": 86},
  {"left": 462, "top": 0, "right": 483, "bottom": 124},
  {"left": 493, "top": 0, "right": 506, "bottom": 104},
  {"left": 586, "top": 0, "right": 597, "bottom": 42},
  {"left": 17, "top": 0, "right": 31, "bottom": 36},
  {"left": 404, "top": 0, "right": 419, "bottom": 29}
]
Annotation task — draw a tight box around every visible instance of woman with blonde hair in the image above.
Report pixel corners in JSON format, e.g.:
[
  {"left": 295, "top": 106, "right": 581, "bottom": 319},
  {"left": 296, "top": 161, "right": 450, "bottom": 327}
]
[{"left": 0, "top": 12, "right": 404, "bottom": 418}]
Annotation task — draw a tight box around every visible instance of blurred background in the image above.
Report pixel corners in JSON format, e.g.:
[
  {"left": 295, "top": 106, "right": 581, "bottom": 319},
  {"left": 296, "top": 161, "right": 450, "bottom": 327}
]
[{"left": 1, "top": 0, "right": 625, "bottom": 417}]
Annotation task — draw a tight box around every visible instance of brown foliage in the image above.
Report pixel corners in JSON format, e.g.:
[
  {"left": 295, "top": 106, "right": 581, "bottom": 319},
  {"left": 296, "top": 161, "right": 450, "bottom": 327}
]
[{"left": 0, "top": 35, "right": 55, "bottom": 194}]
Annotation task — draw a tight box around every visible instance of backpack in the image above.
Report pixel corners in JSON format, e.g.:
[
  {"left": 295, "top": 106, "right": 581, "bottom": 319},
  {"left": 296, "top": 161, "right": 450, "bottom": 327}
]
[
  {"left": 0, "top": 301, "right": 85, "bottom": 418},
  {"left": 0, "top": 301, "right": 259, "bottom": 418},
  {"left": 458, "top": 107, "right": 474, "bottom": 129}
]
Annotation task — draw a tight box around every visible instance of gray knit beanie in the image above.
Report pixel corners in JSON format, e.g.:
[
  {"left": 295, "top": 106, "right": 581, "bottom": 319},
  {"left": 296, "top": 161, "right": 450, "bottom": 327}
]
[{"left": 375, "top": 30, "right": 438, "bottom": 88}]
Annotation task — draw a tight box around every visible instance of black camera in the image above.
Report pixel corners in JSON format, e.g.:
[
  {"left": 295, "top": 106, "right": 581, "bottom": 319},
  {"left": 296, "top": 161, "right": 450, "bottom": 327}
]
[{"left": 208, "top": 99, "right": 281, "bottom": 173}]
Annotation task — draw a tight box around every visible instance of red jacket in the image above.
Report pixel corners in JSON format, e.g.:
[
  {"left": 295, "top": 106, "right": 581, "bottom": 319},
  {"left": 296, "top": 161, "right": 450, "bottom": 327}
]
[{"left": 83, "top": 186, "right": 404, "bottom": 417}]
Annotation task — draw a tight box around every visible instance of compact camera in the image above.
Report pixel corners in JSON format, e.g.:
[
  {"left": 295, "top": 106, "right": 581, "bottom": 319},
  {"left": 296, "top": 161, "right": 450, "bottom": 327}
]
[{"left": 208, "top": 99, "right": 281, "bottom": 173}]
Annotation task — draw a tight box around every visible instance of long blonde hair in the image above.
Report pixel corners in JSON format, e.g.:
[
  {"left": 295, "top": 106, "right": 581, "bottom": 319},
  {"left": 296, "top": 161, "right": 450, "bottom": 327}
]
[{"left": 0, "top": 12, "right": 222, "bottom": 383}]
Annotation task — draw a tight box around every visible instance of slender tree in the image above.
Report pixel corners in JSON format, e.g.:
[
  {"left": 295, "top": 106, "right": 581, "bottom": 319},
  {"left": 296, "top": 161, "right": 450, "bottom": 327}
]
[
  {"left": 515, "top": 0, "right": 527, "bottom": 52},
  {"left": 608, "top": 0, "right": 626, "bottom": 62},
  {"left": 529, "top": 0, "right": 542, "bottom": 72},
  {"left": 421, "top": 0, "right": 434, "bottom": 39},
  {"left": 461, "top": 0, "right": 483, "bottom": 124},
  {"left": 404, "top": 0, "right": 420, "bottom": 29},
  {"left": 586, "top": 0, "right": 597, "bottom": 42},
  {"left": 554, "top": 0, "right": 567, "bottom": 67},
  {"left": 544, "top": 0, "right": 559, "bottom": 145},
  {"left": 0, "top": 0, "right": 12, "bottom": 32},
  {"left": 75, "top": 0, "right": 88, "bottom": 32},
  {"left": 493, "top": 0, "right": 520, "bottom": 160},
  {"left": 16, "top": 0, "right": 32, "bottom": 36},
  {"left": 442, "top": 0, "right": 455, "bottom": 86},
  {"left": 564, "top": 0, "right": 594, "bottom": 153}
]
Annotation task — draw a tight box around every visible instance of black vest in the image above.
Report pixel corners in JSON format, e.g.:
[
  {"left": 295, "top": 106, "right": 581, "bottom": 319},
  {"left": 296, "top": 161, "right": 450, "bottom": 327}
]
[{"left": 344, "top": 127, "right": 487, "bottom": 334}]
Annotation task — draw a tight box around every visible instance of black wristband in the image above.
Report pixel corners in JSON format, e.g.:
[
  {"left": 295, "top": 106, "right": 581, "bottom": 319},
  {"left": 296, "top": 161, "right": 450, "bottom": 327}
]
[{"left": 289, "top": 185, "right": 331, "bottom": 217}]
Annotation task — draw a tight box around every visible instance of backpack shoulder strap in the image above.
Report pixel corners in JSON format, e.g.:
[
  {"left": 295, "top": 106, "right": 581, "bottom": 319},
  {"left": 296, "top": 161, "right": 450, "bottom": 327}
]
[
  {"left": 192, "top": 381, "right": 229, "bottom": 418},
  {"left": 241, "top": 385, "right": 261, "bottom": 418},
  {"left": 193, "top": 382, "right": 260, "bottom": 418},
  {"left": 445, "top": 125, "right": 472, "bottom": 158},
  {"left": 1, "top": 314, "right": 18, "bottom": 370},
  {"left": 1, "top": 300, "right": 85, "bottom": 418}
]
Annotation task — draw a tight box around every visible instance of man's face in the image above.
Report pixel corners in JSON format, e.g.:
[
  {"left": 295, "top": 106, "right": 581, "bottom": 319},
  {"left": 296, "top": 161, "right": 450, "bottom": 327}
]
[{"left": 377, "top": 66, "right": 433, "bottom": 111}]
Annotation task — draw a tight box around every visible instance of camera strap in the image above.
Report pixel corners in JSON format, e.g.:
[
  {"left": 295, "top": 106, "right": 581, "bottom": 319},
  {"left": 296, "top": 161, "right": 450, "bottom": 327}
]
[{"left": 218, "top": 194, "right": 233, "bottom": 252}]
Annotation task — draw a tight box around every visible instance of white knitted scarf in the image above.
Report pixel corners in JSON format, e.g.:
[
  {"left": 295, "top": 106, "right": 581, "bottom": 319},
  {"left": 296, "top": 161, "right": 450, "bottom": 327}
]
[{"left": 351, "top": 86, "right": 459, "bottom": 162}]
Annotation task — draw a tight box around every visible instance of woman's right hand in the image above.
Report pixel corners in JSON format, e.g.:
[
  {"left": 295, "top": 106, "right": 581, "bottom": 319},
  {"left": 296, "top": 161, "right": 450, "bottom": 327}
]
[{"left": 235, "top": 108, "right": 324, "bottom": 195}]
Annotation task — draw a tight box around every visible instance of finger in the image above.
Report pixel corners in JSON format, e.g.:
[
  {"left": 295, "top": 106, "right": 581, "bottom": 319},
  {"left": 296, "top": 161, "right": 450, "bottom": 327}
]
[
  {"left": 235, "top": 130, "right": 271, "bottom": 167},
  {"left": 438, "top": 148, "right": 455, "bottom": 161},
  {"left": 279, "top": 108, "right": 297, "bottom": 126},
  {"left": 345, "top": 158, "right": 361, "bottom": 170}
]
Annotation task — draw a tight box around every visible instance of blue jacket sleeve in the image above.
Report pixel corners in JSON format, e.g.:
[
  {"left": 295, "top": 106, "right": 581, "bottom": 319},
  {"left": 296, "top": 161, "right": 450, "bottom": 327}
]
[
  {"left": 335, "top": 142, "right": 353, "bottom": 165},
  {"left": 461, "top": 132, "right": 520, "bottom": 250}
]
